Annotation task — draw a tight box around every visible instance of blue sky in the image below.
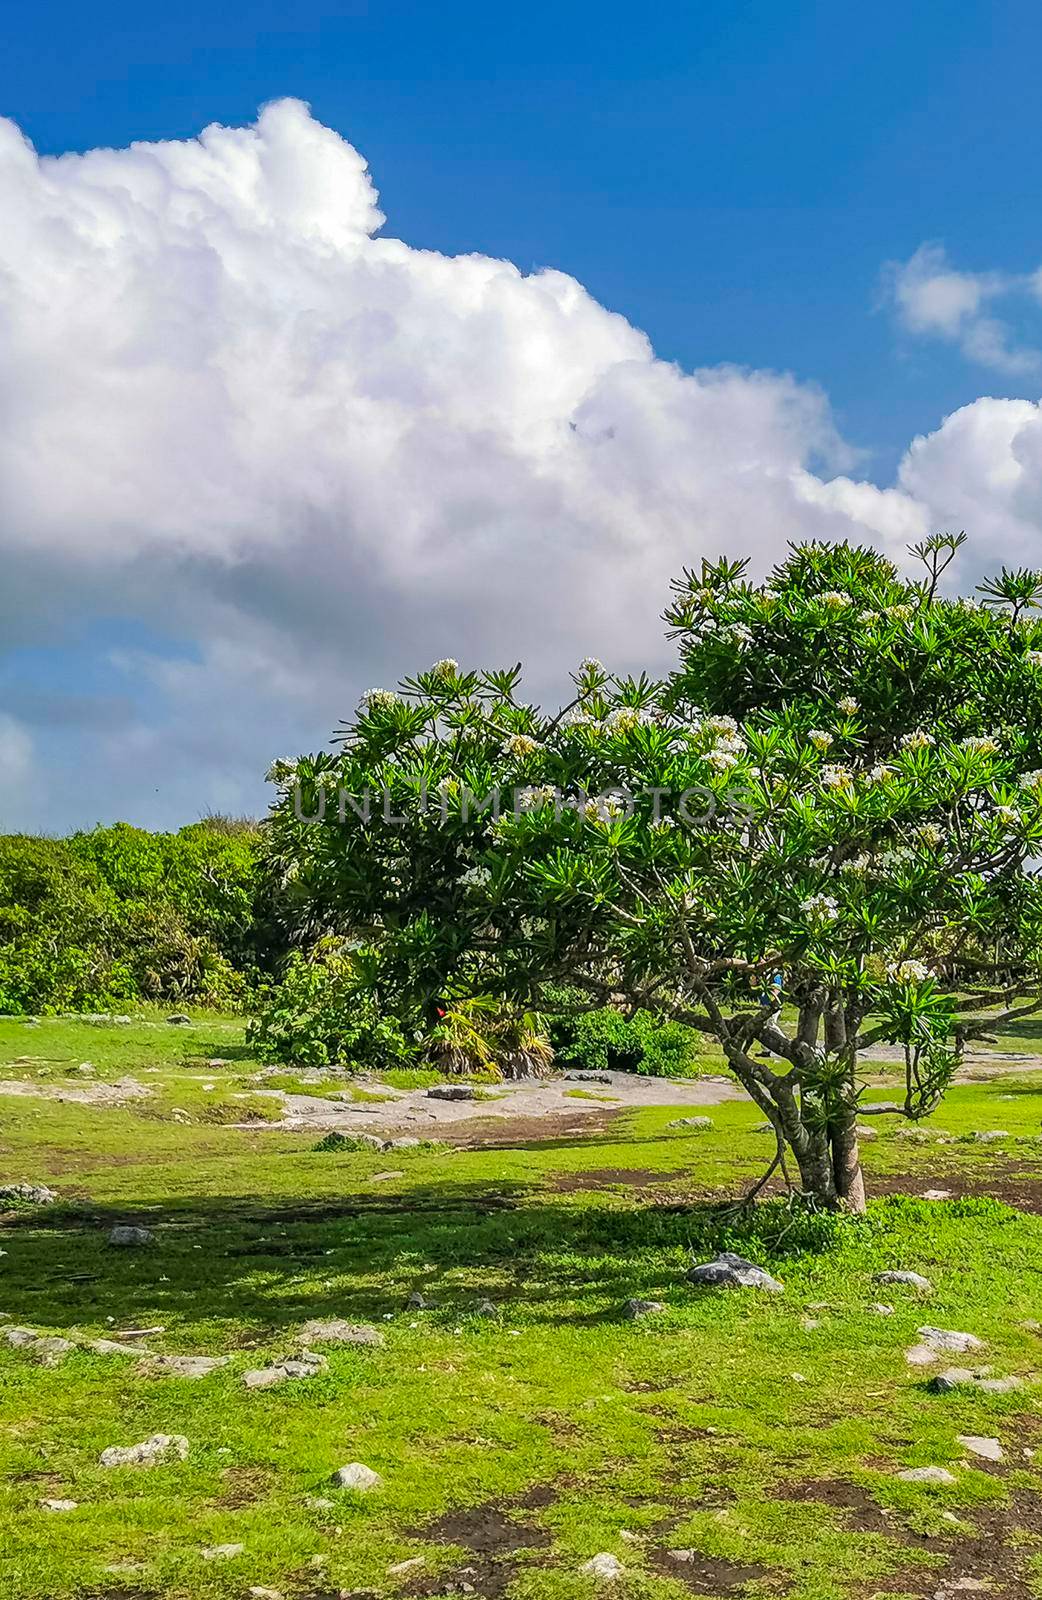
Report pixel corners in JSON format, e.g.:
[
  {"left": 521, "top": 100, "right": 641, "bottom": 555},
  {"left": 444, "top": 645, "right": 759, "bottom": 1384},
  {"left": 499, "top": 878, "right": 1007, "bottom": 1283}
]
[
  {"left": 9, "top": 0, "right": 1042, "bottom": 467},
  {"left": 3, "top": 0, "right": 1042, "bottom": 830}
]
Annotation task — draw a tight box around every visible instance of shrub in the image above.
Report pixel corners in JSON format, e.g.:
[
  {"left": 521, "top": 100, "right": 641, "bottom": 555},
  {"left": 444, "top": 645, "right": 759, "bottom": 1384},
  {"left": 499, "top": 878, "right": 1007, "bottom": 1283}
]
[
  {"left": 549, "top": 1004, "right": 706, "bottom": 1078},
  {"left": 0, "top": 822, "right": 262, "bottom": 1014},
  {"left": 247, "top": 945, "right": 412, "bottom": 1070}
]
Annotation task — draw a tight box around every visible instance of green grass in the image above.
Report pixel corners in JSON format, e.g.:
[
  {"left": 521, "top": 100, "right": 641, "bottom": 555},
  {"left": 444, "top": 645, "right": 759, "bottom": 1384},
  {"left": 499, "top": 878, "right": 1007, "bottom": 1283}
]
[{"left": 2, "top": 1017, "right": 1042, "bottom": 1599}]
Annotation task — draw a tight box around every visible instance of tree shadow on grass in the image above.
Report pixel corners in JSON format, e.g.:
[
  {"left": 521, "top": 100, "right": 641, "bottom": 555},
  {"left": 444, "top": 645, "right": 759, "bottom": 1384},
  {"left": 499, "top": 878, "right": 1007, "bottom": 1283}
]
[{"left": 0, "top": 1179, "right": 833, "bottom": 1341}]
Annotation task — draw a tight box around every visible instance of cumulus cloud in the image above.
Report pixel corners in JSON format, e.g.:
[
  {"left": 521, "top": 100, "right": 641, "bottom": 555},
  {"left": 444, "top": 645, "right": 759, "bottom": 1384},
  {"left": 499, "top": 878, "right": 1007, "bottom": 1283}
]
[
  {"left": 884, "top": 243, "right": 1042, "bottom": 375},
  {"left": 0, "top": 100, "right": 1041, "bottom": 828}
]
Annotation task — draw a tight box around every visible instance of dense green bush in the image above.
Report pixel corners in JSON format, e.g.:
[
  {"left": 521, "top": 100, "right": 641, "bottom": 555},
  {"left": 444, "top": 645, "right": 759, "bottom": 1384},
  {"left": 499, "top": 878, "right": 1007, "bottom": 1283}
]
[
  {"left": 548, "top": 1003, "right": 707, "bottom": 1078},
  {"left": 0, "top": 821, "right": 262, "bottom": 1014},
  {"left": 247, "top": 945, "right": 412, "bottom": 1069}
]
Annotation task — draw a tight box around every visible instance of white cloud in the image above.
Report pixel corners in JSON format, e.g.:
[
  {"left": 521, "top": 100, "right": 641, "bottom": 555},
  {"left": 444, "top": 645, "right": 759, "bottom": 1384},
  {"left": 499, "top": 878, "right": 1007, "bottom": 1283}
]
[
  {"left": 884, "top": 243, "right": 1041, "bottom": 375},
  {"left": 0, "top": 101, "right": 1041, "bottom": 829}
]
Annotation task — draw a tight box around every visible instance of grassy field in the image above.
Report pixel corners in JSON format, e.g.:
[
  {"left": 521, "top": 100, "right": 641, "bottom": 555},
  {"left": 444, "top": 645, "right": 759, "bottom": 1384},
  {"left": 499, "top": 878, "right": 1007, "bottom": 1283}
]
[{"left": 2, "top": 1017, "right": 1042, "bottom": 1600}]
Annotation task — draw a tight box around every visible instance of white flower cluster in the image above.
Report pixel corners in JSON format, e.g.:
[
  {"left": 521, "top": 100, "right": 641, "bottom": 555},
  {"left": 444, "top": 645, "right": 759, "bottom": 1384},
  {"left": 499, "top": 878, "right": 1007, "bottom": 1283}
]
[
  {"left": 900, "top": 730, "right": 935, "bottom": 751},
  {"left": 886, "top": 958, "right": 932, "bottom": 984},
  {"left": 820, "top": 764, "right": 853, "bottom": 790},
  {"left": 885, "top": 603, "right": 915, "bottom": 621},
  {"left": 359, "top": 687, "right": 401, "bottom": 712},
  {"left": 837, "top": 695, "right": 859, "bottom": 715},
  {"left": 959, "top": 735, "right": 1000, "bottom": 755},
  {"left": 865, "top": 763, "right": 891, "bottom": 783},
  {"left": 606, "top": 705, "right": 648, "bottom": 733},
  {"left": 841, "top": 852, "right": 873, "bottom": 876},
  {"left": 723, "top": 623, "right": 753, "bottom": 648},
  {"left": 579, "top": 656, "right": 605, "bottom": 674},
  {"left": 1026, "top": 651, "right": 1042, "bottom": 668},
  {"left": 800, "top": 894, "right": 839, "bottom": 921},
  {"left": 913, "top": 822, "right": 943, "bottom": 848},
  {"left": 819, "top": 591, "right": 853, "bottom": 610},
  {"left": 430, "top": 658, "right": 459, "bottom": 680},
  {"left": 1020, "top": 770, "right": 1042, "bottom": 791},
  {"left": 517, "top": 784, "right": 556, "bottom": 808},
  {"left": 460, "top": 865, "right": 491, "bottom": 887},
  {"left": 808, "top": 729, "right": 833, "bottom": 751},
  {"left": 503, "top": 733, "right": 541, "bottom": 758},
  {"left": 265, "top": 758, "right": 296, "bottom": 786}
]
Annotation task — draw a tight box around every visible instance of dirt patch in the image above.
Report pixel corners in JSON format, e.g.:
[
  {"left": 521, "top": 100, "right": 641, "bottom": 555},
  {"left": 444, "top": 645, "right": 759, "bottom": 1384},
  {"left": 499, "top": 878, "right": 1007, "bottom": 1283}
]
[
  {"left": 649, "top": 1548, "right": 769, "bottom": 1593},
  {"left": 771, "top": 1477, "right": 894, "bottom": 1534},
  {"left": 403, "top": 1499, "right": 552, "bottom": 1599},
  {"left": 215, "top": 1464, "right": 276, "bottom": 1507},
  {"left": 411, "top": 1504, "right": 550, "bottom": 1554},
  {"left": 871, "top": 1159, "right": 1042, "bottom": 1214},
  {"left": 551, "top": 1166, "right": 673, "bottom": 1192},
  {"left": 864, "top": 1488, "right": 1042, "bottom": 1599},
  {"left": 0, "top": 1076, "right": 151, "bottom": 1107}
]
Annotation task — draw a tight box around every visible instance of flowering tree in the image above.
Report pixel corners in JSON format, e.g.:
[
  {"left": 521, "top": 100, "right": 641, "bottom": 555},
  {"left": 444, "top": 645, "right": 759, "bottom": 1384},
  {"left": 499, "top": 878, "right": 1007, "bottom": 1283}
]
[{"left": 263, "top": 537, "right": 1042, "bottom": 1210}]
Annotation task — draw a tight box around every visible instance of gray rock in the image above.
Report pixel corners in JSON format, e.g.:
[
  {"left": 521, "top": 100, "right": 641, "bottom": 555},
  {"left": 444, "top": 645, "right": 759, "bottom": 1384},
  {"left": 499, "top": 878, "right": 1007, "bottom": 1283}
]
[
  {"left": 966, "top": 1130, "right": 1010, "bottom": 1143},
  {"left": 688, "top": 1251, "right": 783, "bottom": 1292},
  {"left": 88, "top": 1338, "right": 140, "bottom": 1356},
  {"left": 474, "top": 1299, "right": 501, "bottom": 1319},
  {"left": 406, "top": 1291, "right": 436, "bottom": 1310},
  {"left": 4, "top": 1327, "right": 74, "bottom": 1366},
  {"left": 624, "top": 1298, "right": 666, "bottom": 1319},
  {"left": 99, "top": 1432, "right": 189, "bottom": 1467},
  {"left": 667, "top": 1116, "right": 714, "bottom": 1129},
  {"left": 917, "top": 1326, "right": 984, "bottom": 1354},
  {"left": 298, "top": 1319, "right": 384, "bottom": 1347},
  {"left": 579, "top": 1553, "right": 624, "bottom": 1581},
  {"left": 166, "top": 1014, "right": 193, "bottom": 1026},
  {"left": 874, "top": 1270, "right": 932, "bottom": 1291},
  {"left": 929, "top": 1368, "right": 1024, "bottom": 1395},
  {"left": 108, "top": 1225, "right": 154, "bottom": 1247},
  {"left": 869, "top": 1303, "right": 894, "bottom": 1316},
  {"left": 148, "top": 1354, "right": 230, "bottom": 1378},
  {"left": 426, "top": 1084, "right": 478, "bottom": 1101},
  {"left": 565, "top": 1072, "right": 612, "bottom": 1084},
  {"left": 958, "top": 1435, "right": 1003, "bottom": 1462},
  {"left": 39, "top": 1498, "right": 77, "bottom": 1512},
  {"left": 385, "top": 1136, "right": 421, "bottom": 1149},
  {"left": 0, "top": 1183, "right": 57, "bottom": 1206},
  {"left": 202, "top": 1543, "right": 245, "bottom": 1561},
  {"left": 331, "top": 1461, "right": 382, "bottom": 1490},
  {"left": 242, "top": 1350, "right": 328, "bottom": 1389},
  {"left": 898, "top": 1465, "right": 956, "bottom": 1484}
]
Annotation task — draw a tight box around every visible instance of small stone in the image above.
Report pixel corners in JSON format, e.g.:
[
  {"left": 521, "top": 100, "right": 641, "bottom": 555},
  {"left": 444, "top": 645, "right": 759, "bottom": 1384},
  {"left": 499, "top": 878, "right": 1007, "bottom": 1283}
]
[
  {"left": 426, "top": 1084, "right": 478, "bottom": 1101},
  {"left": 371, "top": 1170, "right": 405, "bottom": 1182},
  {"left": 248, "top": 1590, "right": 283, "bottom": 1600},
  {"left": 39, "top": 1498, "right": 77, "bottom": 1512},
  {"left": 298, "top": 1319, "right": 385, "bottom": 1347},
  {"left": 387, "top": 1557, "right": 425, "bottom": 1575},
  {"left": 688, "top": 1251, "right": 783, "bottom": 1292},
  {"left": 917, "top": 1326, "right": 984, "bottom": 1354},
  {"left": 148, "top": 1354, "right": 230, "bottom": 1378},
  {"left": 385, "top": 1137, "right": 421, "bottom": 1149},
  {"left": 166, "top": 1014, "right": 193, "bottom": 1025},
  {"left": 99, "top": 1432, "right": 189, "bottom": 1467},
  {"left": 1022, "top": 1319, "right": 1042, "bottom": 1333},
  {"left": 565, "top": 1072, "right": 612, "bottom": 1084},
  {"left": 869, "top": 1303, "right": 894, "bottom": 1316},
  {"left": 958, "top": 1435, "right": 1003, "bottom": 1462},
  {"left": 242, "top": 1350, "right": 328, "bottom": 1389},
  {"left": 667, "top": 1116, "right": 714, "bottom": 1129},
  {"left": 0, "top": 1183, "right": 57, "bottom": 1206},
  {"left": 854, "top": 1124, "right": 879, "bottom": 1141},
  {"left": 202, "top": 1543, "right": 244, "bottom": 1561},
  {"left": 802, "top": 1317, "right": 821, "bottom": 1331},
  {"left": 968, "top": 1130, "right": 1010, "bottom": 1143},
  {"left": 331, "top": 1461, "right": 382, "bottom": 1491},
  {"left": 898, "top": 1466, "right": 957, "bottom": 1484},
  {"left": 406, "top": 1291, "right": 435, "bottom": 1310},
  {"left": 922, "top": 1190, "right": 952, "bottom": 1200},
  {"left": 108, "top": 1225, "right": 154, "bottom": 1247},
  {"left": 874, "top": 1270, "right": 932, "bottom": 1291},
  {"left": 624, "top": 1298, "right": 666, "bottom": 1319},
  {"left": 474, "top": 1299, "right": 501, "bottom": 1319},
  {"left": 307, "top": 1496, "right": 335, "bottom": 1510},
  {"left": 89, "top": 1338, "right": 140, "bottom": 1356},
  {"left": 580, "top": 1552, "right": 624, "bottom": 1581}
]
